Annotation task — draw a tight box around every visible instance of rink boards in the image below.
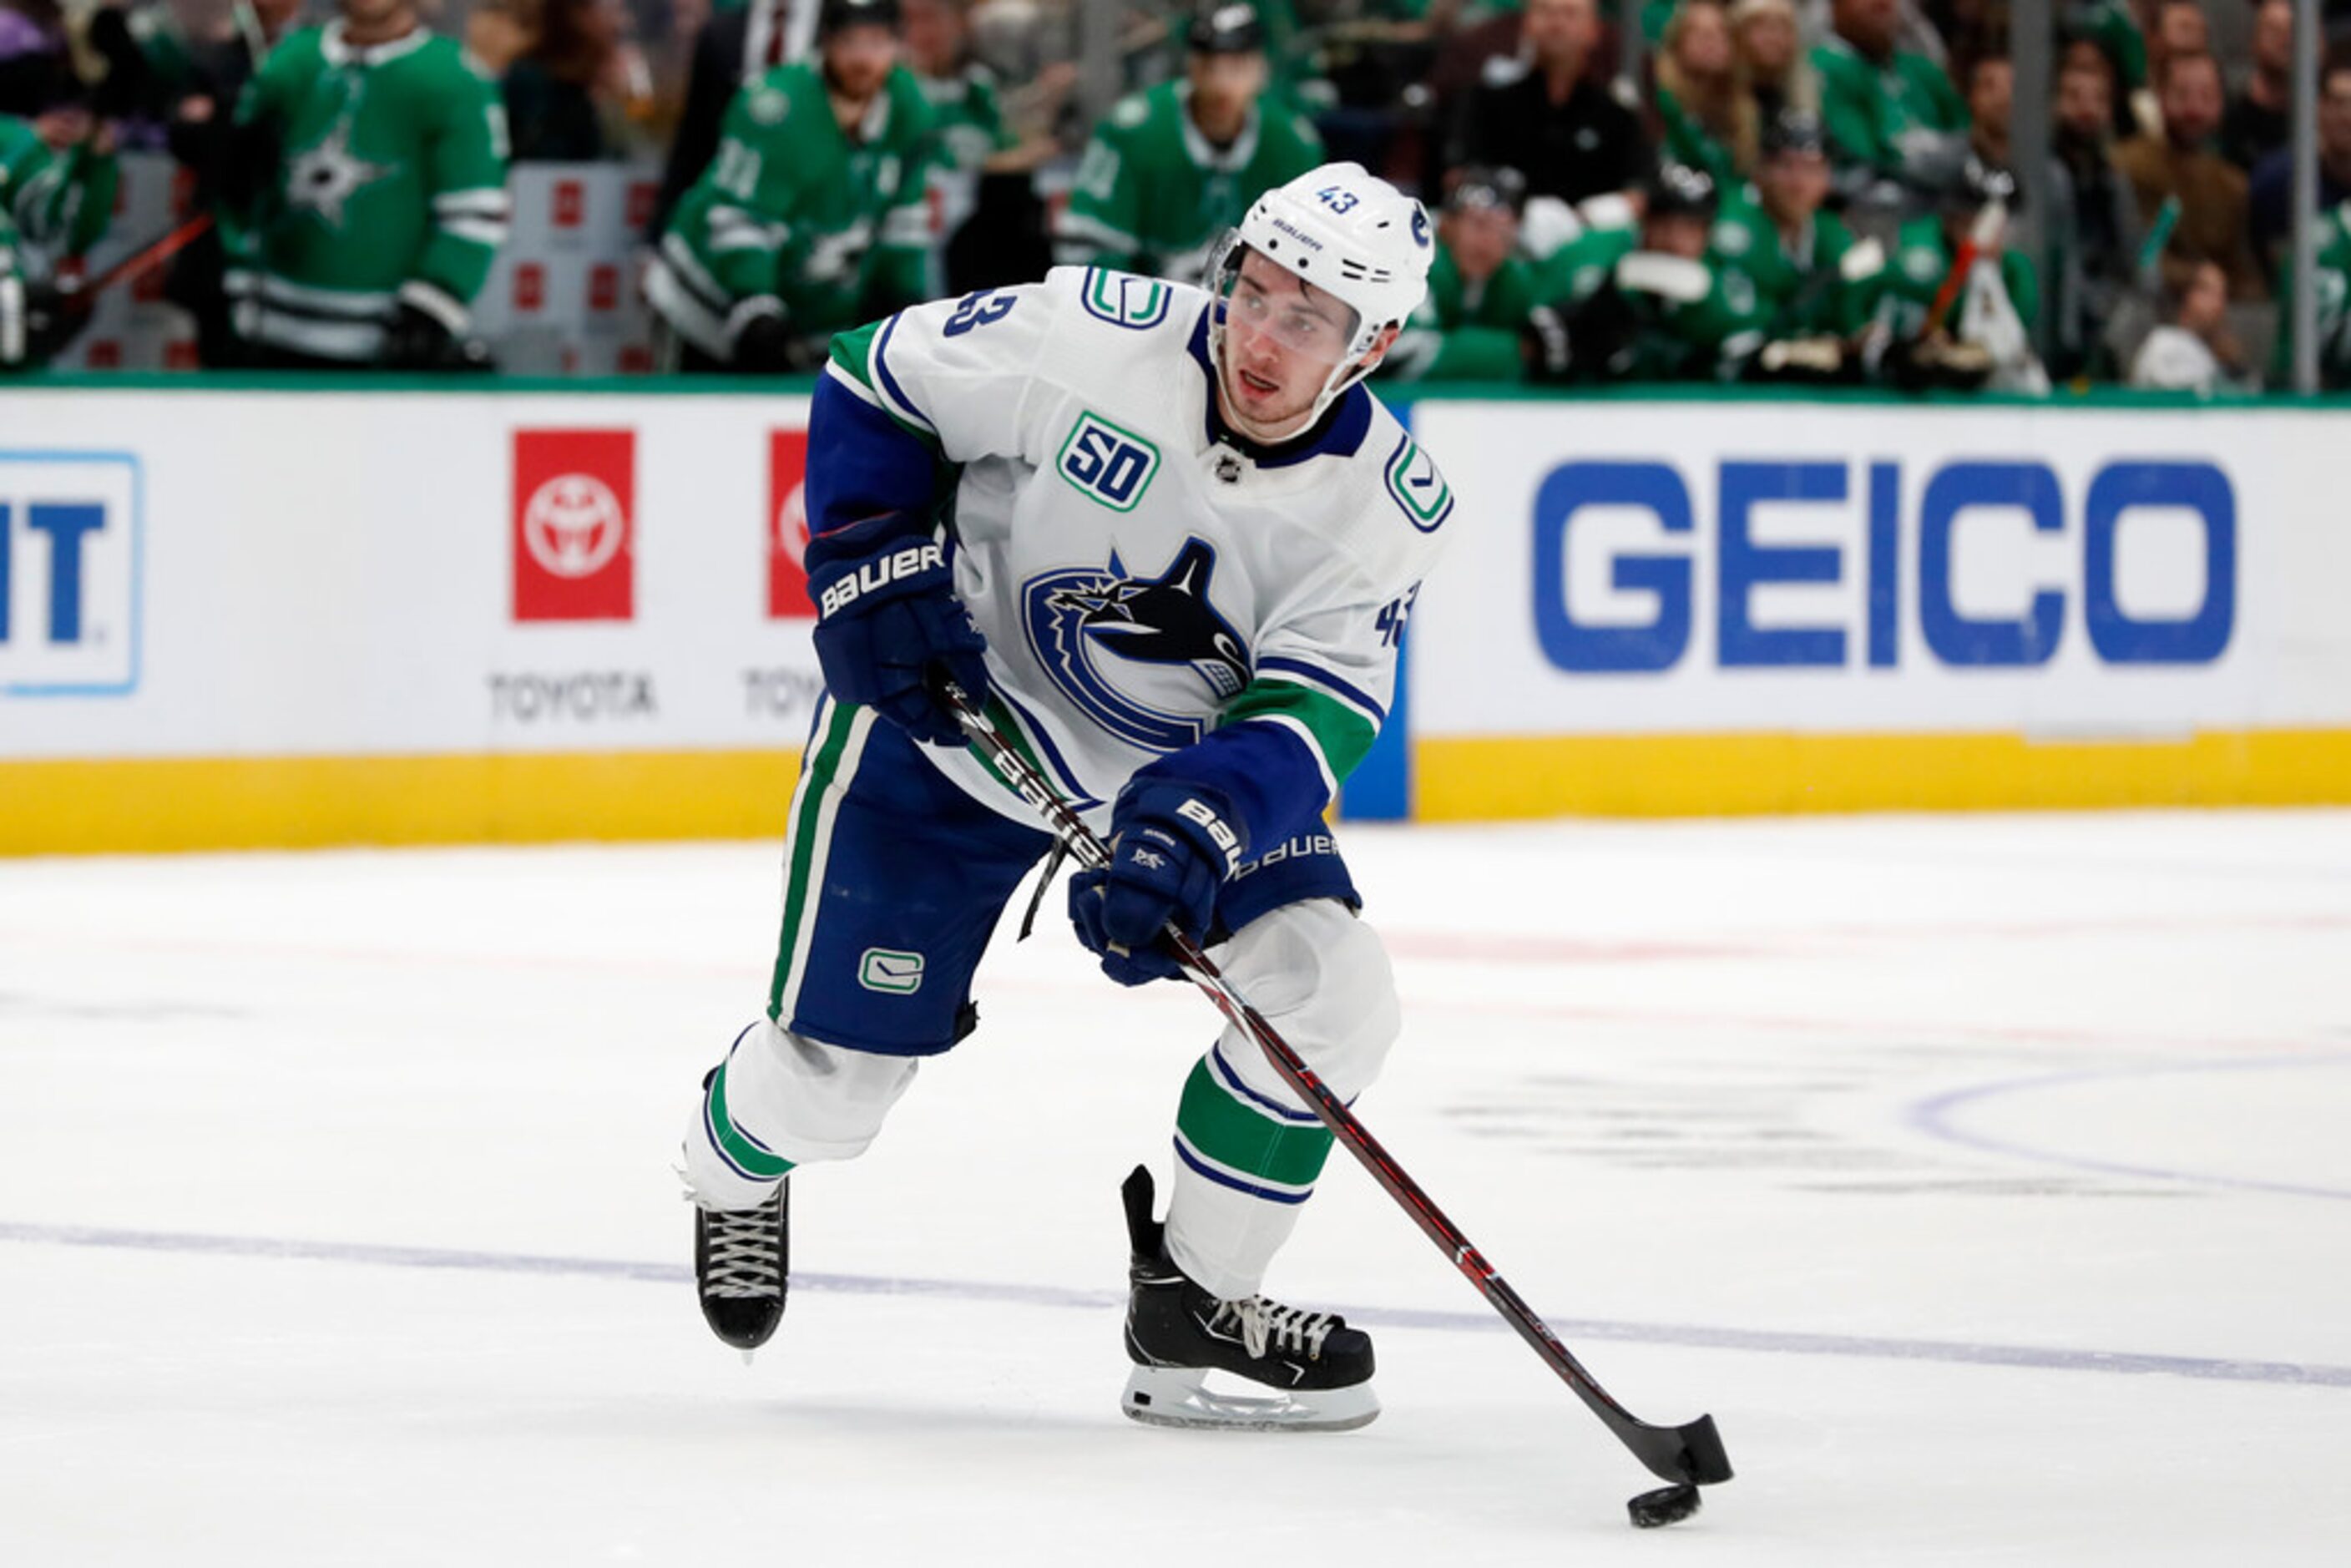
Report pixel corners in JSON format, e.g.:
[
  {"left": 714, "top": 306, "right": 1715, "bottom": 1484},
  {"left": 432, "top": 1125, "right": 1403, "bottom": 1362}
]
[{"left": 3, "top": 382, "right": 2348, "bottom": 850}]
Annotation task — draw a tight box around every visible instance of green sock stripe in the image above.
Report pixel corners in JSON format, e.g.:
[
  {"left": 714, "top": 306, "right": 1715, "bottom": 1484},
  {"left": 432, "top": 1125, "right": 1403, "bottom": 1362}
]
[
  {"left": 1174, "top": 1059, "right": 1335, "bottom": 1191},
  {"left": 767, "top": 700, "right": 861, "bottom": 1019},
  {"left": 708, "top": 1061, "right": 794, "bottom": 1181}
]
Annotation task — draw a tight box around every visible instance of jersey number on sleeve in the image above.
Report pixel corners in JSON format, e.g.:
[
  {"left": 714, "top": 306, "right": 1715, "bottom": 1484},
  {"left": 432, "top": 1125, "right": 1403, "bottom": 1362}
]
[{"left": 943, "top": 289, "right": 1016, "bottom": 336}]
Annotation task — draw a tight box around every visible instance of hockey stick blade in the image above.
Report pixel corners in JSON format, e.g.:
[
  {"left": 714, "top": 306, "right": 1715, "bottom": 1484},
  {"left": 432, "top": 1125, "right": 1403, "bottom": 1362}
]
[{"left": 935, "top": 677, "right": 1734, "bottom": 1493}]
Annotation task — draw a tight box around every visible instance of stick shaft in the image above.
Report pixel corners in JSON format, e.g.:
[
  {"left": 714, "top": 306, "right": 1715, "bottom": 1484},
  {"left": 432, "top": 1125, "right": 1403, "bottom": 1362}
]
[{"left": 939, "top": 680, "right": 1730, "bottom": 1487}]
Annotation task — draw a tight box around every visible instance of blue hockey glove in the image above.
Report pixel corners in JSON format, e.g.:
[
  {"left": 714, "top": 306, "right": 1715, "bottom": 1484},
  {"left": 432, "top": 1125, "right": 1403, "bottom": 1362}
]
[
  {"left": 1069, "top": 781, "right": 1245, "bottom": 986},
  {"left": 804, "top": 509, "right": 988, "bottom": 745}
]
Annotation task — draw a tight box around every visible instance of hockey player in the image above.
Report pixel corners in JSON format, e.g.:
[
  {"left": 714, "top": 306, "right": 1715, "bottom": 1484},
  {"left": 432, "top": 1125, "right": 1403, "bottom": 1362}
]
[
  {"left": 1523, "top": 163, "right": 1754, "bottom": 382},
  {"left": 647, "top": 0, "right": 937, "bottom": 372},
  {"left": 1379, "top": 165, "right": 1541, "bottom": 382},
  {"left": 680, "top": 162, "right": 1449, "bottom": 1432},
  {"left": 1709, "top": 110, "right": 1886, "bottom": 382},
  {"left": 1871, "top": 157, "right": 2041, "bottom": 391},
  {"left": 1054, "top": 3, "right": 1323, "bottom": 283},
  {"left": 221, "top": 0, "right": 510, "bottom": 369},
  {"left": 1, "top": 109, "right": 117, "bottom": 369}
]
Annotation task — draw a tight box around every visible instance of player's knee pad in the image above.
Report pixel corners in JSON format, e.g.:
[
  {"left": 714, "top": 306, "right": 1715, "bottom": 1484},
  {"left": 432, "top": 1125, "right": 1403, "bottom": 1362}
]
[
  {"left": 685, "top": 1019, "right": 921, "bottom": 1205},
  {"left": 1215, "top": 898, "right": 1400, "bottom": 1105}
]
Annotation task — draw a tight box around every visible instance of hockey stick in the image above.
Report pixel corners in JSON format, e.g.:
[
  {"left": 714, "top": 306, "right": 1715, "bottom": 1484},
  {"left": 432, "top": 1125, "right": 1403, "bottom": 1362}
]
[
  {"left": 1922, "top": 197, "right": 2005, "bottom": 337},
  {"left": 938, "top": 679, "right": 1733, "bottom": 1520},
  {"left": 68, "top": 214, "right": 215, "bottom": 300}
]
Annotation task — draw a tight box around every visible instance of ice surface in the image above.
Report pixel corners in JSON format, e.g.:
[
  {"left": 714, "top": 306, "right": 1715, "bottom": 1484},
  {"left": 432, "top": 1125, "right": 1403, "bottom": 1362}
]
[{"left": 4, "top": 811, "right": 2348, "bottom": 1564}]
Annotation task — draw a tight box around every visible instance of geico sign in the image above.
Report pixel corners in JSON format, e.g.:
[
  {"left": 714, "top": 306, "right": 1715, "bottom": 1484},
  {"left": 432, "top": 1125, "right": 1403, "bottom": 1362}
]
[{"left": 1532, "top": 459, "right": 2234, "bottom": 672}]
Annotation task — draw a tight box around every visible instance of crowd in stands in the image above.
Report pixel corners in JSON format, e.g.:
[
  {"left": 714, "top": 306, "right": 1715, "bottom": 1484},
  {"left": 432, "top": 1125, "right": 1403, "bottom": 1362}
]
[{"left": 4, "top": 0, "right": 2350, "bottom": 392}]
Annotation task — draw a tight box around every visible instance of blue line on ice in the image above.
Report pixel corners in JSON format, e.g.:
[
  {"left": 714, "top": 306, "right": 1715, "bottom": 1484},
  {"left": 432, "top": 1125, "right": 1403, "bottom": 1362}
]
[
  {"left": 1910, "top": 1052, "right": 2351, "bottom": 1201},
  {"left": 5, "top": 1219, "right": 2346, "bottom": 1389}
]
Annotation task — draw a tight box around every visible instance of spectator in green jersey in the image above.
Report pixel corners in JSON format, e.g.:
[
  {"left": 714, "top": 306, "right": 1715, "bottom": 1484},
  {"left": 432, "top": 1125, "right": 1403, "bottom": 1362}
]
[
  {"left": 224, "top": 0, "right": 510, "bottom": 369},
  {"left": 1655, "top": 0, "right": 1762, "bottom": 188},
  {"left": 648, "top": 0, "right": 938, "bottom": 372},
  {"left": 1054, "top": 3, "right": 1322, "bottom": 282},
  {"left": 1380, "top": 164, "right": 1544, "bottom": 381},
  {"left": 1814, "top": 0, "right": 1970, "bottom": 210}
]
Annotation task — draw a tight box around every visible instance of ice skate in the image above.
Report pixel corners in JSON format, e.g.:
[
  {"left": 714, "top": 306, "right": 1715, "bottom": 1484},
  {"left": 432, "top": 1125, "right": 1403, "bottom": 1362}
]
[
  {"left": 1117, "top": 1166, "right": 1378, "bottom": 1432},
  {"left": 693, "top": 1177, "right": 790, "bottom": 1359}
]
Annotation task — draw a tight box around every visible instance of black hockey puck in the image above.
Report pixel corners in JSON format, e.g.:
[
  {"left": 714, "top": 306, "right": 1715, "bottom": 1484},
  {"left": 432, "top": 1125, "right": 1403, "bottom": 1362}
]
[{"left": 1626, "top": 1483, "right": 1702, "bottom": 1529}]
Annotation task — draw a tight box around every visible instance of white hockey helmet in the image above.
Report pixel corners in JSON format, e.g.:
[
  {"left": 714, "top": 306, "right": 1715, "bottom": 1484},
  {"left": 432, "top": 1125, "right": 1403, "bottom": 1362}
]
[{"left": 1206, "top": 162, "right": 1435, "bottom": 423}]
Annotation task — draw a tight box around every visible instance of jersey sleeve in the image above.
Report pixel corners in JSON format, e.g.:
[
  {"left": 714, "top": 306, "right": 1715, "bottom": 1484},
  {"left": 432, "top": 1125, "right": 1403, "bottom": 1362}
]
[
  {"left": 407, "top": 56, "right": 512, "bottom": 322},
  {"left": 689, "top": 88, "right": 804, "bottom": 304},
  {"left": 811, "top": 276, "right": 1064, "bottom": 534},
  {"left": 1056, "top": 109, "right": 1145, "bottom": 271},
  {"left": 1133, "top": 556, "right": 1421, "bottom": 852},
  {"left": 2, "top": 127, "right": 115, "bottom": 258},
  {"left": 867, "top": 139, "right": 939, "bottom": 314}
]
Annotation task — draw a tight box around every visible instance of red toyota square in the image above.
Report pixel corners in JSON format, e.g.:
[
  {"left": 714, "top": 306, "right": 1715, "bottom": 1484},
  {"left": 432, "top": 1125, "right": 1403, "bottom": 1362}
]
[
  {"left": 513, "top": 429, "right": 635, "bottom": 622},
  {"left": 589, "top": 264, "right": 620, "bottom": 313},
  {"left": 767, "top": 429, "right": 813, "bottom": 619},
  {"left": 626, "top": 182, "right": 657, "bottom": 230},
  {"left": 514, "top": 262, "right": 545, "bottom": 313},
  {"left": 552, "top": 180, "right": 584, "bottom": 229}
]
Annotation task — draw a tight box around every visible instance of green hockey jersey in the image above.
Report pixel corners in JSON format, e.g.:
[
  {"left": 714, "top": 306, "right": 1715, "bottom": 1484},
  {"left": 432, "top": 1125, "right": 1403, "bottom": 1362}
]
[
  {"left": 1813, "top": 36, "right": 1969, "bottom": 181},
  {"left": 2, "top": 115, "right": 117, "bottom": 367},
  {"left": 227, "top": 22, "right": 509, "bottom": 363},
  {"left": 2269, "top": 203, "right": 2351, "bottom": 388},
  {"left": 1708, "top": 195, "right": 1881, "bottom": 341},
  {"left": 1056, "top": 80, "right": 1323, "bottom": 282},
  {"left": 1533, "top": 226, "right": 1752, "bottom": 381},
  {"left": 1381, "top": 240, "right": 1540, "bottom": 381},
  {"left": 649, "top": 60, "right": 938, "bottom": 361},
  {"left": 1876, "top": 214, "right": 2039, "bottom": 341},
  {"left": 1, "top": 115, "right": 118, "bottom": 271}
]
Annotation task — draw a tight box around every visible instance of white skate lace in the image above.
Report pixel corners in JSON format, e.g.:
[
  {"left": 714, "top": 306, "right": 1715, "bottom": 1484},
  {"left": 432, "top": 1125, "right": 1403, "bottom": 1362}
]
[
  {"left": 1212, "top": 1296, "right": 1337, "bottom": 1361},
  {"left": 701, "top": 1201, "right": 782, "bottom": 1300}
]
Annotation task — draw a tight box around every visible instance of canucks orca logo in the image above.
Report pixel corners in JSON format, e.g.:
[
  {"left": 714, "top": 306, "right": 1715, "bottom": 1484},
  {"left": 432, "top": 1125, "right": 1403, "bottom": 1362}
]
[{"left": 1022, "top": 539, "right": 1250, "bottom": 751}]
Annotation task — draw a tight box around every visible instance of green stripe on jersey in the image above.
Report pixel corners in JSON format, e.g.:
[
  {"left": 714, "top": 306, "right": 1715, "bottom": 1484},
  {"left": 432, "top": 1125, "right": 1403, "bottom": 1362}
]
[
  {"left": 826, "top": 320, "right": 941, "bottom": 448},
  {"left": 1174, "top": 1057, "right": 1335, "bottom": 1191},
  {"left": 708, "top": 1060, "right": 795, "bottom": 1180},
  {"left": 766, "top": 701, "right": 861, "bottom": 1020},
  {"left": 1221, "top": 679, "right": 1380, "bottom": 786}
]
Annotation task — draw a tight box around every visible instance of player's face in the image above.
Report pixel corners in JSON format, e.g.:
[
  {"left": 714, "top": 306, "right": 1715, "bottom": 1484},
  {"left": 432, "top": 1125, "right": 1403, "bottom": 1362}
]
[
  {"left": 1217, "top": 251, "right": 1358, "bottom": 441},
  {"left": 2055, "top": 67, "right": 2109, "bottom": 139},
  {"left": 2322, "top": 71, "right": 2351, "bottom": 161},
  {"left": 1187, "top": 51, "right": 1267, "bottom": 138},
  {"left": 1736, "top": 9, "right": 1794, "bottom": 74},
  {"left": 1442, "top": 203, "right": 1518, "bottom": 283},
  {"left": 1524, "top": 0, "right": 1597, "bottom": 68},
  {"left": 1644, "top": 213, "right": 1710, "bottom": 260},
  {"left": 901, "top": 0, "right": 962, "bottom": 78},
  {"left": 1672, "top": 3, "right": 1732, "bottom": 78},
  {"left": 824, "top": 24, "right": 900, "bottom": 103},
  {"left": 1757, "top": 150, "right": 1828, "bottom": 224},
  {"left": 340, "top": 0, "right": 414, "bottom": 33},
  {"left": 2161, "top": 59, "right": 2222, "bottom": 145},
  {"left": 1832, "top": 0, "right": 1896, "bottom": 58}
]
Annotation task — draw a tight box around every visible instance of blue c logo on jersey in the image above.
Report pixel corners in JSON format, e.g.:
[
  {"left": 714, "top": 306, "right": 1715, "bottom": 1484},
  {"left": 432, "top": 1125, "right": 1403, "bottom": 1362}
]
[{"left": 1022, "top": 539, "right": 1251, "bottom": 752}]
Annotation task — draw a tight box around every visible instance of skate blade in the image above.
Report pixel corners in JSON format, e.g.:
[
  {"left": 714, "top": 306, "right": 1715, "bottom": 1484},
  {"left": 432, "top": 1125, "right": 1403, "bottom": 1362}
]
[{"left": 1121, "top": 1364, "right": 1379, "bottom": 1433}]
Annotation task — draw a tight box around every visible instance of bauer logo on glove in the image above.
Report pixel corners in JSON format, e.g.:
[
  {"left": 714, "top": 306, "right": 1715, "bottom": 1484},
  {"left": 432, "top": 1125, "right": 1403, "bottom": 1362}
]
[{"left": 815, "top": 542, "right": 949, "bottom": 618}]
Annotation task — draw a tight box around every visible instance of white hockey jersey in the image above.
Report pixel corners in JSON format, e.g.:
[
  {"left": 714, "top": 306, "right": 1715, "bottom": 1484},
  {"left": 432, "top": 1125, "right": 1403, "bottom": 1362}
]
[{"left": 817, "top": 266, "right": 1456, "bottom": 851}]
